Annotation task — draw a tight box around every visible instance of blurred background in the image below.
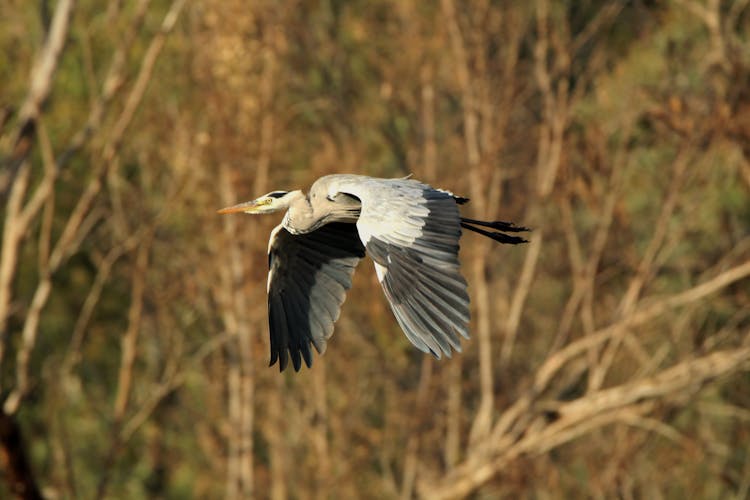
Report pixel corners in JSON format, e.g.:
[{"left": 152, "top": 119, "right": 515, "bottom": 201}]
[{"left": 1, "top": 0, "right": 750, "bottom": 498}]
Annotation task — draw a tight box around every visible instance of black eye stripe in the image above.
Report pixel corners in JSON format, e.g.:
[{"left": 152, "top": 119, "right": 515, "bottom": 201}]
[{"left": 268, "top": 191, "right": 287, "bottom": 199}]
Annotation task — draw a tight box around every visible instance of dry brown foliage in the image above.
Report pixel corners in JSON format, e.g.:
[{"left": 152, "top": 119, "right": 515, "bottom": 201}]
[{"left": 1, "top": 1, "right": 749, "bottom": 498}]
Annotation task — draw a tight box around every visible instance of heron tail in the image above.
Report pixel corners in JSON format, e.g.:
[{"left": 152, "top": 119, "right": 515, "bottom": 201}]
[{"left": 460, "top": 218, "right": 530, "bottom": 244}]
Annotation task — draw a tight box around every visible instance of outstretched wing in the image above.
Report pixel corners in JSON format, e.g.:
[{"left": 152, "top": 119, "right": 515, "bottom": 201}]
[
  {"left": 327, "top": 176, "right": 470, "bottom": 358},
  {"left": 267, "top": 222, "right": 365, "bottom": 371}
]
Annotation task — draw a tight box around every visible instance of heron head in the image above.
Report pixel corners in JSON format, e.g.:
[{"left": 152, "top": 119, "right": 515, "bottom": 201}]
[{"left": 217, "top": 190, "right": 299, "bottom": 215}]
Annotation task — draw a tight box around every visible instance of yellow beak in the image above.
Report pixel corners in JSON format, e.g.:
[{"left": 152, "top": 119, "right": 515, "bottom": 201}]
[{"left": 217, "top": 199, "right": 268, "bottom": 214}]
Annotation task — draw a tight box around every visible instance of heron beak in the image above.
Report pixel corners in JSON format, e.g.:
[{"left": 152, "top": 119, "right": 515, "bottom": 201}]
[{"left": 217, "top": 198, "right": 271, "bottom": 214}]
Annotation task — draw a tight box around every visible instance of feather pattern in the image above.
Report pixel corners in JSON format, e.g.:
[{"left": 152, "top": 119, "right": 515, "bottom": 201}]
[
  {"left": 326, "top": 175, "right": 471, "bottom": 358},
  {"left": 267, "top": 222, "right": 365, "bottom": 371}
]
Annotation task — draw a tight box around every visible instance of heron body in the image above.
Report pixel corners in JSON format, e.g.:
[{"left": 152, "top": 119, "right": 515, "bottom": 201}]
[{"left": 218, "top": 174, "right": 528, "bottom": 372}]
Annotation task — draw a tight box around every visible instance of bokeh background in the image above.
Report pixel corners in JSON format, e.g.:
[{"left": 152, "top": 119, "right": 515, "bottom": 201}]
[{"left": 2, "top": 0, "right": 750, "bottom": 498}]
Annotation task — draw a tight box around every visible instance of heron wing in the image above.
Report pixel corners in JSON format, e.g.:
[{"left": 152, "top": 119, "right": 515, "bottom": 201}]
[
  {"left": 329, "top": 177, "right": 470, "bottom": 357},
  {"left": 267, "top": 222, "right": 365, "bottom": 371}
]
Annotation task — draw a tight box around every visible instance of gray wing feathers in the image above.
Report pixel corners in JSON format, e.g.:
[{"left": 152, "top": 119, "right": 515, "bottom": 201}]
[
  {"left": 329, "top": 177, "right": 470, "bottom": 358},
  {"left": 268, "top": 222, "right": 365, "bottom": 371}
]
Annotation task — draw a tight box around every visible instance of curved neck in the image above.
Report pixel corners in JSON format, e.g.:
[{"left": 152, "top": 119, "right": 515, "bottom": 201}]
[
  {"left": 281, "top": 190, "right": 361, "bottom": 235},
  {"left": 281, "top": 191, "right": 315, "bottom": 234}
]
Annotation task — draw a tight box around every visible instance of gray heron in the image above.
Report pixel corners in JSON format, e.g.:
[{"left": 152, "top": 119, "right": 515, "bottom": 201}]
[{"left": 218, "top": 174, "right": 528, "bottom": 371}]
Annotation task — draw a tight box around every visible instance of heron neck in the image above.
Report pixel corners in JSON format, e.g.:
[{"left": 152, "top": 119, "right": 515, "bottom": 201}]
[
  {"left": 282, "top": 191, "right": 316, "bottom": 234},
  {"left": 281, "top": 190, "right": 360, "bottom": 235}
]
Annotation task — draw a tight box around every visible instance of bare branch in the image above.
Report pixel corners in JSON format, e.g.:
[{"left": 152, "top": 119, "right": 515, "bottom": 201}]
[
  {"left": 1, "top": 0, "right": 74, "bottom": 196},
  {"left": 535, "top": 259, "right": 750, "bottom": 394},
  {"left": 588, "top": 150, "right": 690, "bottom": 391},
  {"left": 419, "top": 347, "right": 750, "bottom": 499},
  {"left": 0, "top": 161, "right": 31, "bottom": 364},
  {"left": 501, "top": 232, "right": 543, "bottom": 363},
  {"left": 400, "top": 357, "right": 433, "bottom": 499},
  {"left": 102, "top": 0, "right": 186, "bottom": 164},
  {"left": 112, "top": 237, "right": 151, "bottom": 420}
]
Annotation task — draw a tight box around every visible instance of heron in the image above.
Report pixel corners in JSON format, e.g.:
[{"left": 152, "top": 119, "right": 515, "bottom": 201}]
[{"left": 218, "top": 174, "right": 528, "bottom": 372}]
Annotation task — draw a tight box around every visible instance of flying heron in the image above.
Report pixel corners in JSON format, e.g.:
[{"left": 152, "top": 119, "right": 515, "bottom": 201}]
[{"left": 218, "top": 174, "right": 528, "bottom": 372}]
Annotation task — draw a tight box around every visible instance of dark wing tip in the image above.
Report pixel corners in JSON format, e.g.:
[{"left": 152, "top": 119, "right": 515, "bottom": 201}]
[{"left": 271, "top": 347, "right": 312, "bottom": 372}]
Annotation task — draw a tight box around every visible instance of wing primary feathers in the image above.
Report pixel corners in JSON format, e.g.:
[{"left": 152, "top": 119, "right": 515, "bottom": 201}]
[
  {"left": 267, "top": 223, "right": 365, "bottom": 372},
  {"left": 392, "top": 252, "right": 467, "bottom": 351},
  {"left": 349, "top": 184, "right": 474, "bottom": 359},
  {"left": 281, "top": 278, "right": 316, "bottom": 370},
  {"left": 283, "top": 274, "right": 330, "bottom": 353},
  {"left": 402, "top": 295, "right": 451, "bottom": 357},
  {"left": 269, "top": 294, "right": 290, "bottom": 372}
]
